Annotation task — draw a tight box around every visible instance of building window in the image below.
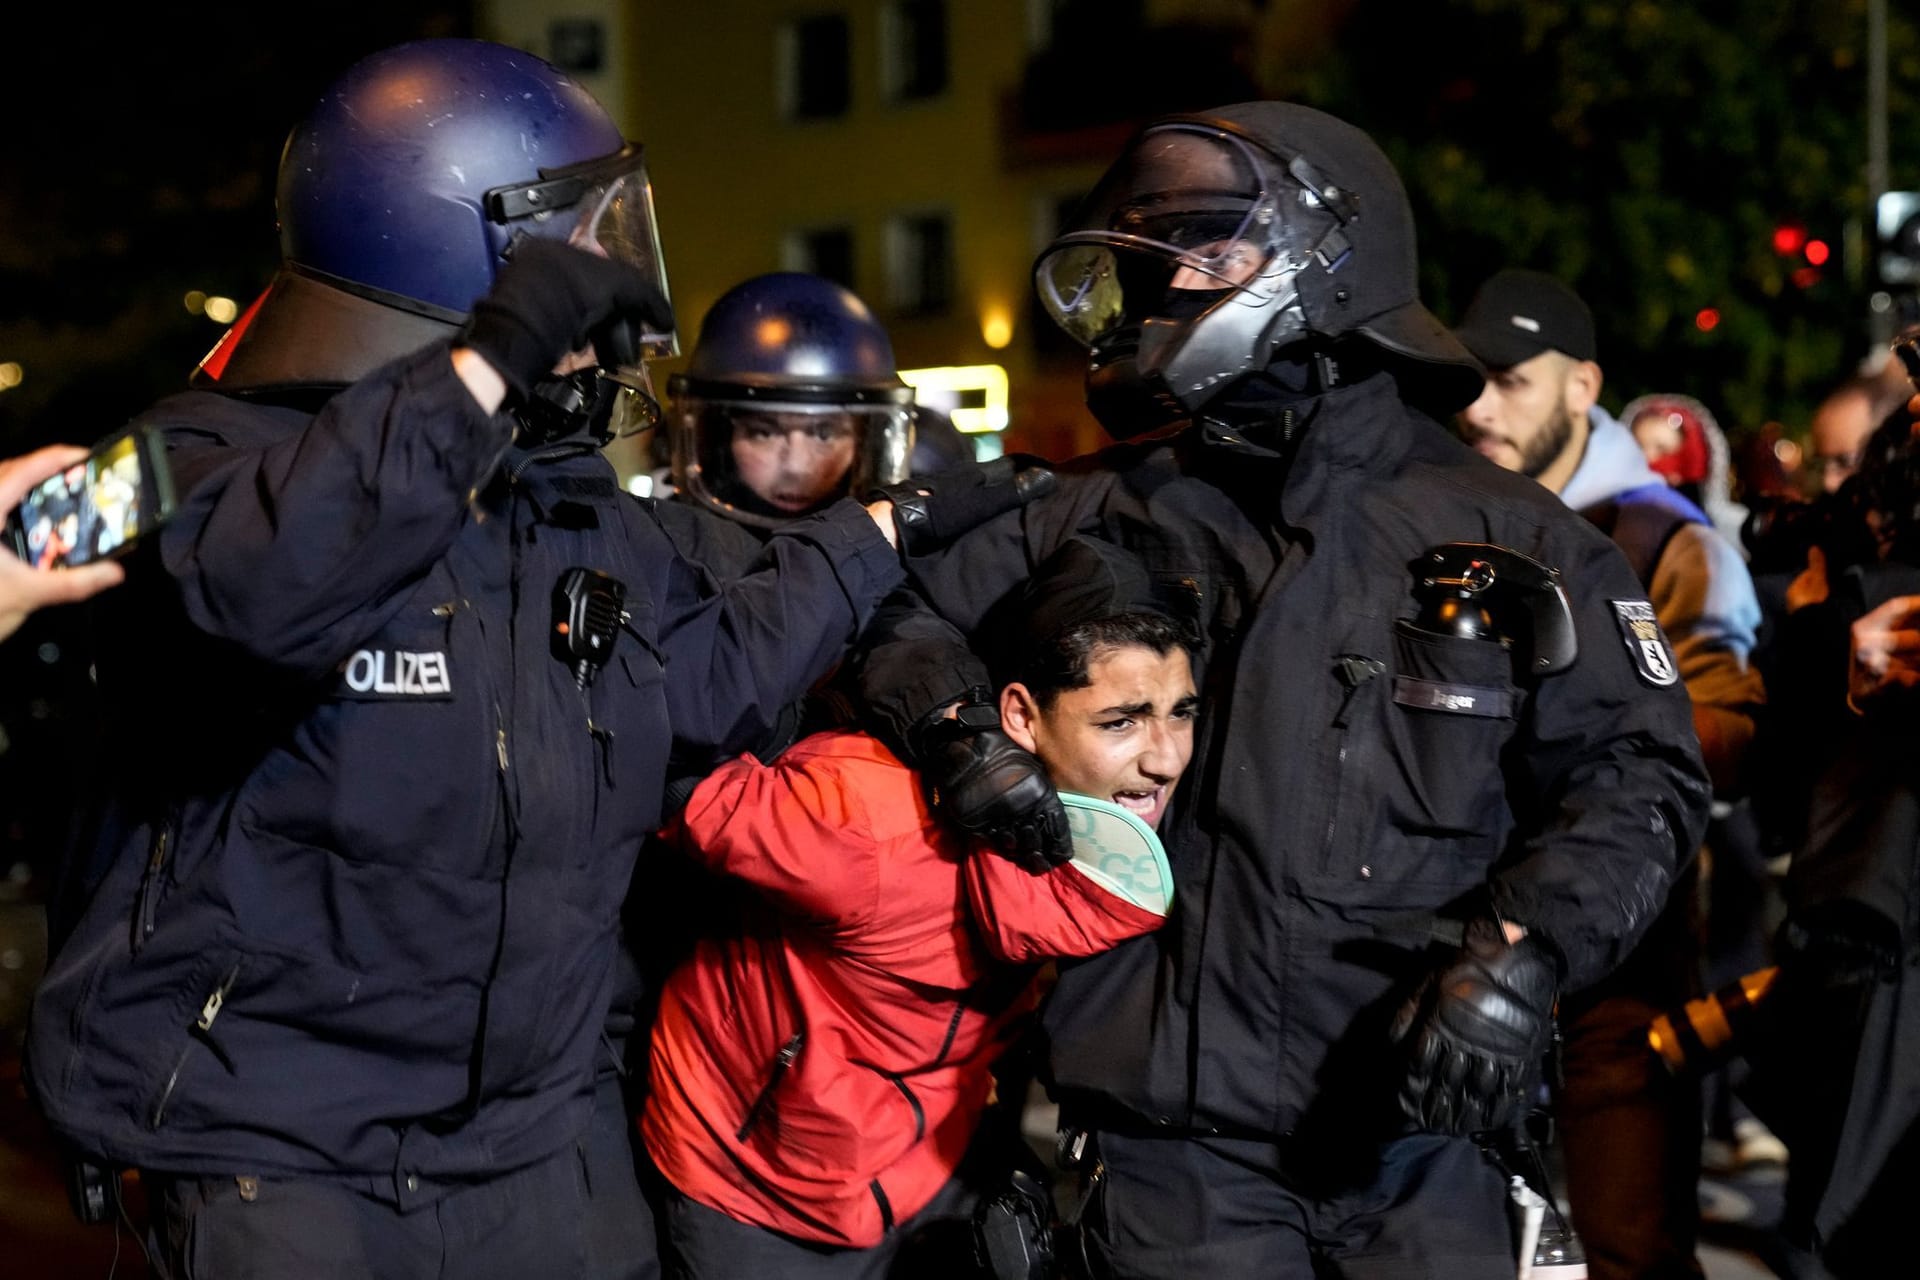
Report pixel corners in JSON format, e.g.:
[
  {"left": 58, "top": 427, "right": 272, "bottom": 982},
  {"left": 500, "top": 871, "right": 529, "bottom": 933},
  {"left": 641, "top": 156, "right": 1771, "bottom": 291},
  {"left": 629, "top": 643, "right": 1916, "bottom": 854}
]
[
  {"left": 1025, "top": 0, "right": 1142, "bottom": 51},
  {"left": 547, "top": 19, "right": 605, "bottom": 74},
  {"left": 882, "top": 1, "right": 948, "bottom": 102},
  {"left": 779, "top": 14, "right": 852, "bottom": 121},
  {"left": 887, "top": 213, "right": 954, "bottom": 315},
  {"left": 782, "top": 226, "right": 857, "bottom": 291}
]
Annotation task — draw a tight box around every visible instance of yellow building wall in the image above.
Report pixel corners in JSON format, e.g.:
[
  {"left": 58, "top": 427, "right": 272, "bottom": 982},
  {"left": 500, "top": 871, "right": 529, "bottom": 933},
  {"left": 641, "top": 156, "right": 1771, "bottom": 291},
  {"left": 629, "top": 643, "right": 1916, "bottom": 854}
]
[{"left": 626, "top": 1, "right": 1110, "bottom": 459}]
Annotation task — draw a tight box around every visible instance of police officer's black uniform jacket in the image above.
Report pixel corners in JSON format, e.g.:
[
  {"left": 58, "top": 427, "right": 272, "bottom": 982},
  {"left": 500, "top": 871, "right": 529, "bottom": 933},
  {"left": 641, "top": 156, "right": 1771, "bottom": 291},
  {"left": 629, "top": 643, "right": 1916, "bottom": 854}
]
[
  {"left": 26, "top": 343, "right": 904, "bottom": 1204},
  {"left": 857, "top": 371, "right": 1710, "bottom": 1143}
]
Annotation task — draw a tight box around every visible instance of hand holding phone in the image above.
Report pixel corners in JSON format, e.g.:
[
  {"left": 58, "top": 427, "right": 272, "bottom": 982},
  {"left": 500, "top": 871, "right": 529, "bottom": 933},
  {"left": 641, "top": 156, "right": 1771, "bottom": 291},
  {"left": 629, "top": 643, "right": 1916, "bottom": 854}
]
[
  {"left": 0, "top": 445, "right": 129, "bottom": 643},
  {"left": 5, "top": 424, "right": 176, "bottom": 571}
]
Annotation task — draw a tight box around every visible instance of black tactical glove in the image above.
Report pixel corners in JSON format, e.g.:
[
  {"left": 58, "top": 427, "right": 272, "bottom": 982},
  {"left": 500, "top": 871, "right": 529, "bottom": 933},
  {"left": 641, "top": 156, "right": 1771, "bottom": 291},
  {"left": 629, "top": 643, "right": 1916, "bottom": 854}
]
[
  {"left": 1388, "top": 918, "right": 1560, "bottom": 1136},
  {"left": 461, "top": 238, "right": 675, "bottom": 400},
  {"left": 871, "top": 455, "right": 1057, "bottom": 556},
  {"left": 911, "top": 688, "right": 1071, "bottom": 873}
]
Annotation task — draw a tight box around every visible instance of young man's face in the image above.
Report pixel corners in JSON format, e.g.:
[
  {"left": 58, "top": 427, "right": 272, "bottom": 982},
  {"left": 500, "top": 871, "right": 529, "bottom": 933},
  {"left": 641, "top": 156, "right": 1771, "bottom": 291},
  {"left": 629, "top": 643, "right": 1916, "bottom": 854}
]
[
  {"left": 1001, "top": 643, "right": 1198, "bottom": 831},
  {"left": 1456, "top": 349, "right": 1597, "bottom": 486}
]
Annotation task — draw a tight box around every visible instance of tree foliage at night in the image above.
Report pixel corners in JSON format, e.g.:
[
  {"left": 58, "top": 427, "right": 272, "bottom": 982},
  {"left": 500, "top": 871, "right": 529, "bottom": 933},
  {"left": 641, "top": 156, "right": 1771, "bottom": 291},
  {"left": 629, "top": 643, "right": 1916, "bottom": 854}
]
[{"left": 1268, "top": 0, "right": 1920, "bottom": 439}]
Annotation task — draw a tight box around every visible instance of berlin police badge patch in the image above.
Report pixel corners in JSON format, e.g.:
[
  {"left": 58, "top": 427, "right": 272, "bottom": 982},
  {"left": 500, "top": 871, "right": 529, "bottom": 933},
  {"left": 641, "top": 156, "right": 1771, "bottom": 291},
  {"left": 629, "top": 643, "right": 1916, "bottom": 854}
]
[{"left": 1611, "top": 600, "right": 1678, "bottom": 687}]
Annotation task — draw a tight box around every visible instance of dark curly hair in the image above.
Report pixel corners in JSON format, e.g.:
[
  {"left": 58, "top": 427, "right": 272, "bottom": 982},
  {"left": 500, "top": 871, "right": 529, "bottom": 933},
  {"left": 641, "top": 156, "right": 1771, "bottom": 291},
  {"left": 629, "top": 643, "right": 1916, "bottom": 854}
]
[{"left": 1011, "top": 611, "right": 1196, "bottom": 708}]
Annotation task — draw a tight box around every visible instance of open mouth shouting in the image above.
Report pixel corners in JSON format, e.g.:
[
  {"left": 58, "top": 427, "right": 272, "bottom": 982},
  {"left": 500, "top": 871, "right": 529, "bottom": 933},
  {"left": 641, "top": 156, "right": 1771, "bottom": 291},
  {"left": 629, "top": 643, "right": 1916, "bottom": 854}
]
[{"left": 1111, "top": 784, "right": 1169, "bottom": 828}]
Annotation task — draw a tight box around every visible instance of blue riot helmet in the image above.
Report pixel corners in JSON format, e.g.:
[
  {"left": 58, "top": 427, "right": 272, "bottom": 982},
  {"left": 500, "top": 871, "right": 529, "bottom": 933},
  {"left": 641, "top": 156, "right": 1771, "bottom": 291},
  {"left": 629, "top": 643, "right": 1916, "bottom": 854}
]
[
  {"left": 1034, "top": 102, "right": 1484, "bottom": 437},
  {"left": 909, "top": 405, "right": 978, "bottom": 478},
  {"left": 195, "top": 37, "right": 675, "bottom": 411},
  {"left": 667, "top": 273, "right": 914, "bottom": 529}
]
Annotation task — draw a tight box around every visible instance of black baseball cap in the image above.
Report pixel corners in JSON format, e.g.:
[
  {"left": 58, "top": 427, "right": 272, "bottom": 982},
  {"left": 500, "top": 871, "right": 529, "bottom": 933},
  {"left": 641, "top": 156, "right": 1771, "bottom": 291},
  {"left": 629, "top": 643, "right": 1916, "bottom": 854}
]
[
  {"left": 1453, "top": 269, "right": 1598, "bottom": 369},
  {"left": 982, "top": 536, "right": 1198, "bottom": 687},
  {"left": 1018, "top": 536, "right": 1176, "bottom": 646}
]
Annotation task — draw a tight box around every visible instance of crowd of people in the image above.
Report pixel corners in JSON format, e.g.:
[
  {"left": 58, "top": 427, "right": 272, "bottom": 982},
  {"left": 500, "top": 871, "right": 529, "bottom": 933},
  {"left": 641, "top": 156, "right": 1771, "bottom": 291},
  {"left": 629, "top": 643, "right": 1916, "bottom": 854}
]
[{"left": 5, "top": 34, "right": 1920, "bottom": 1280}]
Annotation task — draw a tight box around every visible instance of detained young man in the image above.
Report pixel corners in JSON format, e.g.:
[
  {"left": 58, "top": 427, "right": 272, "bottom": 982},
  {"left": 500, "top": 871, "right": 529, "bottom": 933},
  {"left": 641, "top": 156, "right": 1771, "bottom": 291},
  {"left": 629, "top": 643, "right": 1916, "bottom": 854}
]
[{"left": 643, "top": 536, "right": 1198, "bottom": 1278}]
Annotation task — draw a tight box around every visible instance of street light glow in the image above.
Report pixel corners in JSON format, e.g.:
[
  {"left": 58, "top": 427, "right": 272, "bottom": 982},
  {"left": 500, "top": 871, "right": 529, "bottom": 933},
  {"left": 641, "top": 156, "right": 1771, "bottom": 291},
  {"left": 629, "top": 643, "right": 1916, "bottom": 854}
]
[{"left": 980, "top": 304, "right": 1013, "bottom": 350}]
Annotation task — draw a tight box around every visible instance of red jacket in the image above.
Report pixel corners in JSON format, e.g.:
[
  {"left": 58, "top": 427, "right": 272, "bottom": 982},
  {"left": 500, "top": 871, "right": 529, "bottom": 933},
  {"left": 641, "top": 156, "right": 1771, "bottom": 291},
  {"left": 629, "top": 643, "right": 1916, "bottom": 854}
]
[{"left": 643, "top": 730, "right": 1163, "bottom": 1247}]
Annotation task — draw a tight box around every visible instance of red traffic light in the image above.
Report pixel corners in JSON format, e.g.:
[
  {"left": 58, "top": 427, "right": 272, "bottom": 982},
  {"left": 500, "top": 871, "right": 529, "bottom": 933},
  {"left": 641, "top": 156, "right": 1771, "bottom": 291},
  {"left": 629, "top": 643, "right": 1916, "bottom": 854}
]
[
  {"left": 1695, "top": 308, "right": 1721, "bottom": 332},
  {"left": 1773, "top": 224, "right": 1806, "bottom": 255},
  {"left": 1805, "top": 239, "right": 1831, "bottom": 265}
]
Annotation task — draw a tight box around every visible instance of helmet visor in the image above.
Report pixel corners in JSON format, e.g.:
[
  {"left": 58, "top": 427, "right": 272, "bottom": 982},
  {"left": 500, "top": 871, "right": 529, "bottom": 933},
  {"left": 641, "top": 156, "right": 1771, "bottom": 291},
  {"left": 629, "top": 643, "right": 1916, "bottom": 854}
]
[
  {"left": 566, "top": 152, "right": 677, "bottom": 358},
  {"left": 490, "top": 144, "right": 678, "bottom": 358},
  {"left": 603, "top": 360, "right": 666, "bottom": 441},
  {"left": 1036, "top": 125, "right": 1297, "bottom": 348}
]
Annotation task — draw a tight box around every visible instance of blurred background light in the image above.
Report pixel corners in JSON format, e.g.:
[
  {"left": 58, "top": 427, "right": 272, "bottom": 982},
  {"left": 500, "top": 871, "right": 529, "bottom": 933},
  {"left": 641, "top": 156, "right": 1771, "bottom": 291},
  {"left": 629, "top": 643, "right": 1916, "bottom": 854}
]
[{"left": 979, "top": 304, "right": 1013, "bottom": 350}]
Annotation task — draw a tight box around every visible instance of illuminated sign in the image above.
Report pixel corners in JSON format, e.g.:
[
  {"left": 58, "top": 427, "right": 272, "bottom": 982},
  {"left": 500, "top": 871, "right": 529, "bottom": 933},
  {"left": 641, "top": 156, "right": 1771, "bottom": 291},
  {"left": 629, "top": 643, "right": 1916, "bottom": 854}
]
[{"left": 897, "top": 364, "right": 1008, "bottom": 434}]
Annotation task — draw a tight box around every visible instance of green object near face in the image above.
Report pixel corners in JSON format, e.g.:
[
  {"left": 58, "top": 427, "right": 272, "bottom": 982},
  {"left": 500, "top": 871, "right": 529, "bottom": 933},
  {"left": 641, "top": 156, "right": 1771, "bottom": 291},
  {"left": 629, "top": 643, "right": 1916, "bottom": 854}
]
[{"left": 1058, "top": 791, "right": 1175, "bottom": 916}]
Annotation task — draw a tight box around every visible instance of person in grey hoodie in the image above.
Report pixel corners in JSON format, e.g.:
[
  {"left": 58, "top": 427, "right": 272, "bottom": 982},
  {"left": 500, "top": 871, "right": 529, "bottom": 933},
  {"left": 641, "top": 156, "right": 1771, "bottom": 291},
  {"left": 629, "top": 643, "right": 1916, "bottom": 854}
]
[{"left": 1455, "top": 268, "right": 1764, "bottom": 1280}]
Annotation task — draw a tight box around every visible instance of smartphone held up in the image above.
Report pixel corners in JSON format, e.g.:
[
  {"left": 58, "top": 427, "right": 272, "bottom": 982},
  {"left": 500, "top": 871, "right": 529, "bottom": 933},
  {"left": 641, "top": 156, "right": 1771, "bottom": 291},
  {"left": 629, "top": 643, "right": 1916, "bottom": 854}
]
[{"left": 5, "top": 424, "right": 175, "bottom": 570}]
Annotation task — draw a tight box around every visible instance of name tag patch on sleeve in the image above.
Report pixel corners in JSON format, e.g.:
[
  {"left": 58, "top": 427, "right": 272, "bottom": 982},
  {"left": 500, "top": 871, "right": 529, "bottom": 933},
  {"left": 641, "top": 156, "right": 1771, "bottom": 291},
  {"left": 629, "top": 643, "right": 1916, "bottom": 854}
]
[{"left": 1610, "top": 601, "right": 1677, "bottom": 687}]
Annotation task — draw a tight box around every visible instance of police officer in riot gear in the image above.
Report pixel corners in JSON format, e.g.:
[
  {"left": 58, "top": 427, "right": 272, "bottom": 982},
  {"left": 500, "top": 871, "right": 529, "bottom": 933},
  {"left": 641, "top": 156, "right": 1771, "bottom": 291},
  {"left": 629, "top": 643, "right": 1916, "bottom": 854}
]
[
  {"left": 605, "top": 274, "right": 920, "bottom": 1189},
  {"left": 27, "top": 39, "right": 916, "bottom": 1280},
  {"left": 854, "top": 101, "right": 1709, "bottom": 1276},
  {"left": 668, "top": 271, "right": 916, "bottom": 532},
  {"left": 647, "top": 272, "right": 917, "bottom": 578}
]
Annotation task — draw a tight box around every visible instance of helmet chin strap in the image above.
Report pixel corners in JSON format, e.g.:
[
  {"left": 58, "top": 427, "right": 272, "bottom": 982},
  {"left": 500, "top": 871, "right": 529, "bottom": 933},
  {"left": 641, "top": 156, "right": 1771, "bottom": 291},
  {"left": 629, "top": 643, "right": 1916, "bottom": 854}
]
[
  {"left": 1085, "top": 347, "right": 1188, "bottom": 439},
  {"left": 1202, "top": 337, "right": 1388, "bottom": 452}
]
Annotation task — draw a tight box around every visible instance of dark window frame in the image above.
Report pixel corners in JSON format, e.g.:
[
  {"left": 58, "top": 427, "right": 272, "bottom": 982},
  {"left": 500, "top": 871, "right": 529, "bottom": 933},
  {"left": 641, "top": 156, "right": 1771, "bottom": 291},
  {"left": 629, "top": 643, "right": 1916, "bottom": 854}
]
[
  {"left": 784, "top": 224, "right": 858, "bottom": 292},
  {"left": 781, "top": 13, "right": 852, "bottom": 121},
  {"left": 888, "top": 210, "right": 955, "bottom": 317},
  {"left": 882, "top": 0, "right": 949, "bottom": 103}
]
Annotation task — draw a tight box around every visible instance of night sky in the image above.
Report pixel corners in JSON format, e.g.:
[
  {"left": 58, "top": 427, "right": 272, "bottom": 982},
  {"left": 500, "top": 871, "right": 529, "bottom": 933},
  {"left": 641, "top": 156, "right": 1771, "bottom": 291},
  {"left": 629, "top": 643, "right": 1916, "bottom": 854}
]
[{"left": 0, "top": 5, "right": 469, "bottom": 453}]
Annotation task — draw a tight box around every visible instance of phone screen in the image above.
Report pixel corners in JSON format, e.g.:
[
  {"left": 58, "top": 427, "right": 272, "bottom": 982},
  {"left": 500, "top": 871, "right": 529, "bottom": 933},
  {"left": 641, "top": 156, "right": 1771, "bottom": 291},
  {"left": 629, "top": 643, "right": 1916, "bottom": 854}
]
[{"left": 11, "top": 428, "right": 171, "bottom": 569}]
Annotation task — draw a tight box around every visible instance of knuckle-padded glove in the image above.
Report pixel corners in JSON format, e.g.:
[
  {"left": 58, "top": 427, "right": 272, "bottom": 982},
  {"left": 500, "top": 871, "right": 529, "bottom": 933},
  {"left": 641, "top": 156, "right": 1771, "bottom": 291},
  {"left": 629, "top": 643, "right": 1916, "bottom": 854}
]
[
  {"left": 909, "top": 690, "right": 1071, "bottom": 873},
  {"left": 871, "top": 454, "right": 1056, "bottom": 556},
  {"left": 1388, "top": 918, "right": 1560, "bottom": 1136},
  {"left": 461, "top": 238, "right": 675, "bottom": 400}
]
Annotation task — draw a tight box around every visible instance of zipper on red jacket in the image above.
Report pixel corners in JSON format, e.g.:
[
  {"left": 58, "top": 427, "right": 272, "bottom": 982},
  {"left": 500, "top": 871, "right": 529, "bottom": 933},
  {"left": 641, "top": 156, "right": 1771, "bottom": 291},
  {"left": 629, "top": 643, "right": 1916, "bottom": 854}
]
[
  {"left": 929, "top": 1002, "right": 966, "bottom": 1069},
  {"left": 736, "top": 1029, "right": 804, "bottom": 1141},
  {"left": 869, "top": 1179, "right": 895, "bottom": 1233},
  {"left": 885, "top": 1074, "right": 926, "bottom": 1143}
]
